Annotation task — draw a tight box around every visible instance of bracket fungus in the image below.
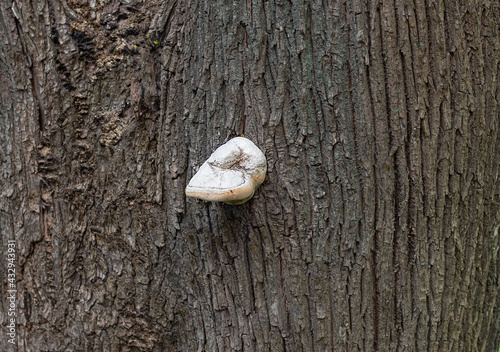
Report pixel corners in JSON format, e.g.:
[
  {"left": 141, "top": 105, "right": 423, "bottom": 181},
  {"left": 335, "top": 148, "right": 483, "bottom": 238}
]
[{"left": 185, "top": 137, "right": 267, "bottom": 205}]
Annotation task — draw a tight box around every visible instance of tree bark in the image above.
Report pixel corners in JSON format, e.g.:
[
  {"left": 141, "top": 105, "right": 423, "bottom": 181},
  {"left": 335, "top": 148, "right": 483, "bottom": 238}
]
[{"left": 1, "top": 0, "right": 499, "bottom": 351}]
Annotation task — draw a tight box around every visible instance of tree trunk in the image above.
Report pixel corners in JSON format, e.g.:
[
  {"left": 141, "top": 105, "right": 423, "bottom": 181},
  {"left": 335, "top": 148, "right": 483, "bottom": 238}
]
[{"left": 1, "top": 0, "right": 499, "bottom": 351}]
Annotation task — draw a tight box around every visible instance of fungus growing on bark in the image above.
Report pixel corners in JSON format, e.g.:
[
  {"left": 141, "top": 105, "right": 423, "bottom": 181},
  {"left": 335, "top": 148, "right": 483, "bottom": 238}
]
[{"left": 185, "top": 137, "right": 267, "bottom": 205}]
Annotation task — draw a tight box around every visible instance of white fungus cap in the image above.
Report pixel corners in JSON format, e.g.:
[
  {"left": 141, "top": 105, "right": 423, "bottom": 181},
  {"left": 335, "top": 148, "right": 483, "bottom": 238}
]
[{"left": 186, "top": 137, "right": 267, "bottom": 204}]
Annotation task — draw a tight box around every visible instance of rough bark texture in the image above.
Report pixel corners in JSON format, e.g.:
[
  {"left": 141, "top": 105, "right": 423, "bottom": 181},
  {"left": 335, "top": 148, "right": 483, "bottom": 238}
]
[{"left": 1, "top": 0, "right": 499, "bottom": 351}]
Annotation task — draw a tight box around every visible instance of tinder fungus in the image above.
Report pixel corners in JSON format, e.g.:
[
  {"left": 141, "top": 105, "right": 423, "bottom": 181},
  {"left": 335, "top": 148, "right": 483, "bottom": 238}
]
[{"left": 185, "top": 137, "right": 267, "bottom": 205}]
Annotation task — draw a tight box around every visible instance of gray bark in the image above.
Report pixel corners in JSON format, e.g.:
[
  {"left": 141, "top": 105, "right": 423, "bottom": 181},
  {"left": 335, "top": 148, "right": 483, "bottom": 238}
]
[{"left": 1, "top": 0, "right": 499, "bottom": 351}]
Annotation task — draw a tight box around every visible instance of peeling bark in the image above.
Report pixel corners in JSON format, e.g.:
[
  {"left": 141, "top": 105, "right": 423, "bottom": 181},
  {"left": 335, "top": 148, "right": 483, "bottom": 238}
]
[{"left": 1, "top": 0, "right": 499, "bottom": 351}]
